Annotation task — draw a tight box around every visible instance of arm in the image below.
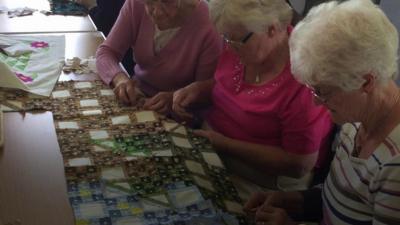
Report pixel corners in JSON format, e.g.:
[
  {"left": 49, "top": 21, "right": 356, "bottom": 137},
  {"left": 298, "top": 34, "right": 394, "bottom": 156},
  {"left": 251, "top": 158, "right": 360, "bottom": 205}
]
[
  {"left": 172, "top": 78, "right": 215, "bottom": 119},
  {"left": 193, "top": 27, "right": 222, "bottom": 82},
  {"left": 198, "top": 131, "right": 317, "bottom": 178},
  {"left": 244, "top": 191, "right": 305, "bottom": 225},
  {"left": 96, "top": 0, "right": 138, "bottom": 85},
  {"left": 372, "top": 157, "right": 400, "bottom": 224},
  {"left": 245, "top": 188, "right": 322, "bottom": 224}
]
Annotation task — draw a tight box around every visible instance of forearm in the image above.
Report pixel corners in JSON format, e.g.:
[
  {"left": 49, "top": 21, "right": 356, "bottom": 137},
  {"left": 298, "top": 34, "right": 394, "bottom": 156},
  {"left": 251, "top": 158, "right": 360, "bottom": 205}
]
[
  {"left": 217, "top": 137, "right": 315, "bottom": 178},
  {"left": 110, "top": 72, "right": 130, "bottom": 88},
  {"left": 96, "top": 45, "right": 126, "bottom": 85},
  {"left": 194, "top": 78, "right": 215, "bottom": 105},
  {"left": 281, "top": 191, "right": 305, "bottom": 217}
]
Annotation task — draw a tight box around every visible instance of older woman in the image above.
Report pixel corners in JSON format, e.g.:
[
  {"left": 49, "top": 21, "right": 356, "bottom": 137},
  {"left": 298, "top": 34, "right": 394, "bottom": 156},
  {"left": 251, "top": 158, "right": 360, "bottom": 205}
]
[
  {"left": 245, "top": 0, "right": 400, "bottom": 224},
  {"left": 96, "top": 0, "right": 222, "bottom": 114},
  {"left": 173, "top": 0, "right": 333, "bottom": 195}
]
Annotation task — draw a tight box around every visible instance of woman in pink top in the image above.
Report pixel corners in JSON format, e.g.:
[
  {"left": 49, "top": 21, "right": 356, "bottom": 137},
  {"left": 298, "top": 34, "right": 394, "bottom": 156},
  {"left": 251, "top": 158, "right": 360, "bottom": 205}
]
[
  {"left": 173, "top": 0, "right": 333, "bottom": 193},
  {"left": 96, "top": 0, "right": 222, "bottom": 114}
]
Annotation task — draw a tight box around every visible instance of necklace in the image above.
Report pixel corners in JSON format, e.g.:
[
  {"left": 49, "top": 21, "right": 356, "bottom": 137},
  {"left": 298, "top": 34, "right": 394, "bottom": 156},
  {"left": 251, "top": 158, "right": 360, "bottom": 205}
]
[
  {"left": 255, "top": 72, "right": 261, "bottom": 83},
  {"left": 353, "top": 89, "right": 400, "bottom": 157}
]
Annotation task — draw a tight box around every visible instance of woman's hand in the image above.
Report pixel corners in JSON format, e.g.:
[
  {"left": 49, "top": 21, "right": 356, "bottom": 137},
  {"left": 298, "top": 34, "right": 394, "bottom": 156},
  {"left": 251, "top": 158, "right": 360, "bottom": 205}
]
[
  {"left": 255, "top": 205, "right": 297, "bottom": 225},
  {"left": 143, "top": 92, "right": 173, "bottom": 114},
  {"left": 246, "top": 191, "right": 304, "bottom": 224},
  {"left": 112, "top": 73, "right": 140, "bottom": 106},
  {"left": 193, "top": 129, "right": 227, "bottom": 148},
  {"left": 244, "top": 192, "right": 269, "bottom": 215},
  {"left": 172, "top": 82, "right": 202, "bottom": 119}
]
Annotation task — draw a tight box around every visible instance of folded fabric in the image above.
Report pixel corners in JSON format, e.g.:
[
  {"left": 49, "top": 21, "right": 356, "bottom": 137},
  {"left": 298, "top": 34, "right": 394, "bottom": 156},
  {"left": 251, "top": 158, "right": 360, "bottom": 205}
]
[
  {"left": 0, "top": 35, "right": 65, "bottom": 96},
  {"left": 7, "top": 7, "right": 37, "bottom": 18},
  {"left": 63, "top": 56, "right": 97, "bottom": 74}
]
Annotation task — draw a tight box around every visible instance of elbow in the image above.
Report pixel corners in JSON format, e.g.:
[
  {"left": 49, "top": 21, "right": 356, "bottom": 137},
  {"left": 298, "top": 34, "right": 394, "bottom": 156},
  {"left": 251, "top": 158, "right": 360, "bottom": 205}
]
[
  {"left": 290, "top": 164, "right": 312, "bottom": 178},
  {"left": 284, "top": 151, "right": 318, "bottom": 178},
  {"left": 285, "top": 160, "right": 315, "bottom": 179}
]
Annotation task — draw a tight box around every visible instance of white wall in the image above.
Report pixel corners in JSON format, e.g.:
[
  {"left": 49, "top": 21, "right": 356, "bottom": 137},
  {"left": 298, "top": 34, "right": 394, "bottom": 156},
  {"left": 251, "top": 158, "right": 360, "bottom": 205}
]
[
  {"left": 289, "top": 0, "right": 305, "bottom": 15},
  {"left": 380, "top": 0, "right": 400, "bottom": 83}
]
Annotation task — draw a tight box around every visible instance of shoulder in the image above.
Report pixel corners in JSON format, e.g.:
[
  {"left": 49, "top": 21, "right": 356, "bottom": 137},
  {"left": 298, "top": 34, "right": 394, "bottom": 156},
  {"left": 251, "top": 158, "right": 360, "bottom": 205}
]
[
  {"left": 122, "top": 0, "right": 145, "bottom": 16},
  {"left": 215, "top": 48, "right": 240, "bottom": 72},
  {"left": 377, "top": 124, "right": 400, "bottom": 166},
  {"left": 186, "top": 1, "right": 215, "bottom": 31}
]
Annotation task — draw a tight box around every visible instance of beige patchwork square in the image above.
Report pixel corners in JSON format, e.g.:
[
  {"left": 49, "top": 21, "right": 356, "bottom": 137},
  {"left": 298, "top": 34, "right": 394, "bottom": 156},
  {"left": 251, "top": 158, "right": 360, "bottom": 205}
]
[
  {"left": 93, "top": 145, "right": 110, "bottom": 152},
  {"left": 82, "top": 109, "right": 102, "bottom": 116},
  {"left": 148, "top": 194, "right": 169, "bottom": 204},
  {"left": 89, "top": 130, "right": 109, "bottom": 140},
  {"left": 193, "top": 175, "right": 215, "bottom": 191},
  {"left": 135, "top": 111, "right": 156, "bottom": 123},
  {"left": 202, "top": 152, "right": 224, "bottom": 168},
  {"left": 68, "top": 157, "right": 92, "bottom": 166},
  {"left": 172, "top": 136, "right": 192, "bottom": 148},
  {"left": 173, "top": 189, "right": 202, "bottom": 207},
  {"left": 115, "top": 217, "right": 143, "bottom": 225},
  {"left": 111, "top": 115, "right": 131, "bottom": 125},
  {"left": 52, "top": 90, "right": 71, "bottom": 98},
  {"left": 0, "top": 104, "right": 13, "bottom": 111},
  {"left": 100, "top": 89, "right": 114, "bottom": 96},
  {"left": 163, "top": 121, "right": 187, "bottom": 135},
  {"left": 185, "top": 160, "right": 206, "bottom": 175},
  {"left": 80, "top": 99, "right": 99, "bottom": 107},
  {"left": 224, "top": 200, "right": 244, "bottom": 214},
  {"left": 58, "top": 121, "right": 79, "bottom": 129},
  {"left": 6, "top": 100, "right": 23, "bottom": 109},
  {"left": 79, "top": 203, "right": 105, "bottom": 217},
  {"left": 153, "top": 150, "right": 173, "bottom": 157},
  {"left": 101, "top": 167, "right": 126, "bottom": 180},
  {"left": 141, "top": 199, "right": 168, "bottom": 211},
  {"left": 74, "top": 82, "right": 92, "bottom": 89}
]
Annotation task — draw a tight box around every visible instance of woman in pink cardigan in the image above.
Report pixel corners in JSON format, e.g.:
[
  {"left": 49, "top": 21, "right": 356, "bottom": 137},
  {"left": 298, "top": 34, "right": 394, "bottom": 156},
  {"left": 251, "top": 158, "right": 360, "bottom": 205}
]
[{"left": 96, "top": 0, "right": 222, "bottom": 114}]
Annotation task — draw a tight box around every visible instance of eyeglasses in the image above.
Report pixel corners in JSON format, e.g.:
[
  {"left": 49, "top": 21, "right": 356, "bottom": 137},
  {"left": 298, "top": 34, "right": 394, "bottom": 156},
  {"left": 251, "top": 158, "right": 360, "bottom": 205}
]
[
  {"left": 222, "top": 32, "right": 254, "bottom": 50},
  {"left": 142, "top": 0, "right": 178, "bottom": 8},
  {"left": 307, "top": 85, "right": 335, "bottom": 104}
]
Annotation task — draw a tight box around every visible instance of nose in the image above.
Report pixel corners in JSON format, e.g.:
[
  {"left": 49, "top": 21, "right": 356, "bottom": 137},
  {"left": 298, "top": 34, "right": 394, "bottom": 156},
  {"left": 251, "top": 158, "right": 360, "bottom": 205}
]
[{"left": 151, "top": 4, "right": 164, "bottom": 17}]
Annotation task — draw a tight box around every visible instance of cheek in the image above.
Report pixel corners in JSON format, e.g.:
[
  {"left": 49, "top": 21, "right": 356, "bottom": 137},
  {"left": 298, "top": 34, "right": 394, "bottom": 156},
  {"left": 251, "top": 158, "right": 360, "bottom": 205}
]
[
  {"left": 326, "top": 99, "right": 356, "bottom": 122},
  {"left": 163, "top": 8, "right": 178, "bottom": 19}
]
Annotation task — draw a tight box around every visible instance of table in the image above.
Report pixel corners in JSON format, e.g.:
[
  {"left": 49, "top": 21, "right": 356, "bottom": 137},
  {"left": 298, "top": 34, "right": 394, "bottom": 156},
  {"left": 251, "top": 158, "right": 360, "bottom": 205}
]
[
  {"left": 0, "top": 0, "right": 96, "bottom": 34},
  {"left": 0, "top": 32, "right": 104, "bottom": 225}
]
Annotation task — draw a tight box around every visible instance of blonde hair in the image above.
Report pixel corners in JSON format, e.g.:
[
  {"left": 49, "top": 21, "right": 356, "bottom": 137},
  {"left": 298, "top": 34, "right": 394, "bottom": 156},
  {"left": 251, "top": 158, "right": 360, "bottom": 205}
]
[
  {"left": 290, "top": 0, "right": 399, "bottom": 91},
  {"left": 209, "top": 0, "right": 293, "bottom": 33}
]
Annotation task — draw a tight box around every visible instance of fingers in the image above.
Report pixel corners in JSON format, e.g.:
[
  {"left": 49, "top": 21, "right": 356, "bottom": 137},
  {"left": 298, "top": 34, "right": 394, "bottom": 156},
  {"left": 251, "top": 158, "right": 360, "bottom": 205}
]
[
  {"left": 255, "top": 206, "right": 292, "bottom": 225},
  {"left": 255, "top": 209, "right": 273, "bottom": 225},
  {"left": 143, "top": 92, "right": 172, "bottom": 114},
  {"left": 114, "top": 84, "right": 130, "bottom": 105},
  {"left": 143, "top": 96, "right": 157, "bottom": 109},
  {"left": 172, "top": 90, "right": 190, "bottom": 118},
  {"left": 244, "top": 192, "right": 268, "bottom": 213},
  {"left": 126, "top": 81, "right": 138, "bottom": 105},
  {"left": 145, "top": 98, "right": 168, "bottom": 113},
  {"left": 172, "top": 86, "right": 199, "bottom": 119},
  {"left": 113, "top": 79, "right": 138, "bottom": 106},
  {"left": 192, "top": 129, "right": 208, "bottom": 138}
]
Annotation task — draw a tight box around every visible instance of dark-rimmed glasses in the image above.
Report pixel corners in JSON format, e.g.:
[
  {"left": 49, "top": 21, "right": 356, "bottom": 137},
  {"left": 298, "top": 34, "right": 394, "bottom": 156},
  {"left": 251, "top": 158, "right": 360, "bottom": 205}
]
[
  {"left": 307, "top": 85, "right": 335, "bottom": 104},
  {"left": 141, "top": 0, "right": 178, "bottom": 8},
  {"left": 222, "top": 32, "right": 254, "bottom": 50}
]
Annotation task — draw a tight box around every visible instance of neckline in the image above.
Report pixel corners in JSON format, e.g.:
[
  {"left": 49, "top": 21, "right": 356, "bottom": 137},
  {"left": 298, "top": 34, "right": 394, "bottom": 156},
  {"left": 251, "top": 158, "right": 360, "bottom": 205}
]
[
  {"left": 351, "top": 122, "right": 400, "bottom": 159},
  {"left": 238, "top": 60, "right": 290, "bottom": 88}
]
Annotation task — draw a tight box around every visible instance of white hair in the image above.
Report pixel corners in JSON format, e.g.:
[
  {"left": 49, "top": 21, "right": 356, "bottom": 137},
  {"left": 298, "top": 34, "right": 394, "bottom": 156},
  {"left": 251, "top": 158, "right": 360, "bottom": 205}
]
[
  {"left": 290, "top": 0, "right": 399, "bottom": 91},
  {"left": 209, "top": 0, "right": 293, "bottom": 33}
]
